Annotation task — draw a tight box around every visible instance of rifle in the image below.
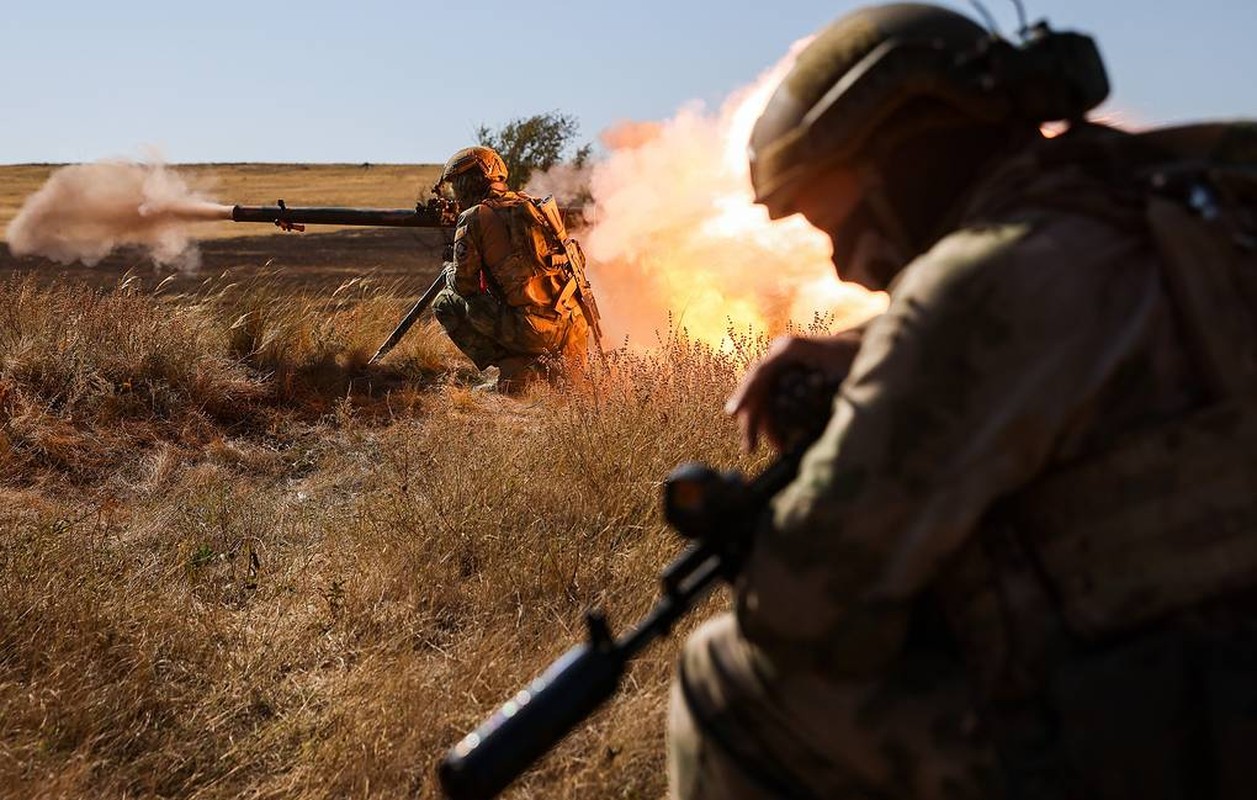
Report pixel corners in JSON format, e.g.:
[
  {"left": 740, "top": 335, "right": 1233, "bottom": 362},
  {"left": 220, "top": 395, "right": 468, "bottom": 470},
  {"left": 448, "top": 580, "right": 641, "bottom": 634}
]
[
  {"left": 437, "top": 451, "right": 802, "bottom": 799},
  {"left": 437, "top": 366, "right": 838, "bottom": 799}
]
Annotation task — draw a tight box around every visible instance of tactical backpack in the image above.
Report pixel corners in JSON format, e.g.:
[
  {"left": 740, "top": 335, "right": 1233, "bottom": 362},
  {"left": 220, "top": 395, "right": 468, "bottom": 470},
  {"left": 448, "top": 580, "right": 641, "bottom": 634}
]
[
  {"left": 1006, "top": 123, "right": 1257, "bottom": 638},
  {"left": 479, "top": 193, "right": 604, "bottom": 352},
  {"left": 525, "top": 195, "right": 604, "bottom": 352}
]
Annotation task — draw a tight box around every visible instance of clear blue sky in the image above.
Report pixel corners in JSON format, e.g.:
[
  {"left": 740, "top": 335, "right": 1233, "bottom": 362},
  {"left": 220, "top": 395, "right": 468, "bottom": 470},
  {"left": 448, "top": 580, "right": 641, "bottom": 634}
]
[{"left": 1, "top": 0, "right": 1253, "bottom": 164}]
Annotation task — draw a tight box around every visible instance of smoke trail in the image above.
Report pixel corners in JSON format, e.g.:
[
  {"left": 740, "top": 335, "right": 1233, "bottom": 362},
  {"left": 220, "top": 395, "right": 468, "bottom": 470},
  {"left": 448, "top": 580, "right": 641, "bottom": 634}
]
[{"left": 6, "top": 158, "right": 232, "bottom": 270}]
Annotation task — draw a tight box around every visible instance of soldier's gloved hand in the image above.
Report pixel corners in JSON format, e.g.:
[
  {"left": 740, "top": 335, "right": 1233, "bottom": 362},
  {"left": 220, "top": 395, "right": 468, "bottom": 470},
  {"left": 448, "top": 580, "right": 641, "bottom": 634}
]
[
  {"left": 441, "top": 261, "right": 457, "bottom": 289},
  {"left": 725, "top": 330, "right": 864, "bottom": 453}
]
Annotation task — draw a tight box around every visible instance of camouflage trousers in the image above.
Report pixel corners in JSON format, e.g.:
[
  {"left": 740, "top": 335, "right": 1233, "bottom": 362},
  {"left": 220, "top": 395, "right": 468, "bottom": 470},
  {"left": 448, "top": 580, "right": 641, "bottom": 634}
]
[
  {"left": 431, "top": 287, "right": 588, "bottom": 381},
  {"left": 669, "top": 614, "right": 999, "bottom": 800}
]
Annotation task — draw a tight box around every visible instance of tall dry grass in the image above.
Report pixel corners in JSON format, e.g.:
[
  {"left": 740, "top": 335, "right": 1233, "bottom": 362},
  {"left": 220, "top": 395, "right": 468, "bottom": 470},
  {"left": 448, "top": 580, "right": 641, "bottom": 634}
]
[{"left": 0, "top": 276, "right": 773, "bottom": 798}]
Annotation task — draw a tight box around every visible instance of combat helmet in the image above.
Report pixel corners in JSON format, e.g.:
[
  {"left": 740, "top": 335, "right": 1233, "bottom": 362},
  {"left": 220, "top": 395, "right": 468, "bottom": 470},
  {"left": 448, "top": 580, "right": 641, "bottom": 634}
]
[
  {"left": 437, "top": 146, "right": 509, "bottom": 188},
  {"left": 749, "top": 2, "right": 1110, "bottom": 217}
]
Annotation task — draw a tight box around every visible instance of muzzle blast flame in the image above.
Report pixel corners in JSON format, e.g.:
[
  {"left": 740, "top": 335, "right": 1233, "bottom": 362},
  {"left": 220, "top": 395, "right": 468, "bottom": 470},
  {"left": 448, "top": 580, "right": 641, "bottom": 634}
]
[{"left": 573, "top": 45, "right": 886, "bottom": 351}]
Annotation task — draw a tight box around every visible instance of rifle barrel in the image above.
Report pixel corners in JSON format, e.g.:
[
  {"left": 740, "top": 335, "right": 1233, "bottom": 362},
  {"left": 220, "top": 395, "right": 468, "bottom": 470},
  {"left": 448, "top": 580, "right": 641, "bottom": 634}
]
[{"left": 439, "top": 642, "right": 625, "bottom": 800}]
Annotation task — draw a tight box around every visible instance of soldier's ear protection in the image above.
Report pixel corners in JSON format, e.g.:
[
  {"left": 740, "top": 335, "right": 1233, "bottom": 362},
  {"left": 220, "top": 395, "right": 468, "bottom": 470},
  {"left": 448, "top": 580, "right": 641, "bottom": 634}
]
[
  {"left": 796, "top": 19, "right": 1109, "bottom": 164},
  {"left": 966, "top": 21, "right": 1111, "bottom": 123}
]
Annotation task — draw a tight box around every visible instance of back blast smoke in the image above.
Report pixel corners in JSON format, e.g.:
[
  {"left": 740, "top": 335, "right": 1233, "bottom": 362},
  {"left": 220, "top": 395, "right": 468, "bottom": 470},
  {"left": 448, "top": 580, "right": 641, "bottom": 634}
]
[{"left": 6, "top": 159, "right": 231, "bottom": 270}]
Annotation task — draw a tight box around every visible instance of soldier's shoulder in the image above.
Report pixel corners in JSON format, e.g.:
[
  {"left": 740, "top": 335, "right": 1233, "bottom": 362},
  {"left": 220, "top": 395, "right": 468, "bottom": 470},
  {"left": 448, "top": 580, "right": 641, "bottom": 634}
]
[
  {"left": 905, "top": 201, "right": 1135, "bottom": 291},
  {"left": 458, "top": 204, "right": 500, "bottom": 237},
  {"left": 886, "top": 206, "right": 1149, "bottom": 340},
  {"left": 486, "top": 191, "right": 534, "bottom": 211}
]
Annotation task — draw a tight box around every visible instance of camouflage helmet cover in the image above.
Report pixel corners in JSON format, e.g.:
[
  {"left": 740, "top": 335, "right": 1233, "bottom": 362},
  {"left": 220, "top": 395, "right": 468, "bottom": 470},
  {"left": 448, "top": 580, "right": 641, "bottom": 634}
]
[
  {"left": 748, "top": 3, "right": 998, "bottom": 212},
  {"left": 438, "top": 146, "right": 509, "bottom": 186}
]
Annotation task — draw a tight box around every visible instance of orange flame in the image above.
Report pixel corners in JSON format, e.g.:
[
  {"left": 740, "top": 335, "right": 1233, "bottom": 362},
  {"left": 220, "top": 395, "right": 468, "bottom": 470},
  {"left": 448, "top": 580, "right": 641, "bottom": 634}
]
[{"left": 582, "top": 47, "right": 886, "bottom": 350}]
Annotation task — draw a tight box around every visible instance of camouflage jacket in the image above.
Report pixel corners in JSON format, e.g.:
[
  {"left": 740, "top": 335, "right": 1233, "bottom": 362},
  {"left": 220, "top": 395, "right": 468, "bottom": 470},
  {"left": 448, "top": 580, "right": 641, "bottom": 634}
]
[{"left": 735, "top": 128, "right": 1207, "bottom": 674}]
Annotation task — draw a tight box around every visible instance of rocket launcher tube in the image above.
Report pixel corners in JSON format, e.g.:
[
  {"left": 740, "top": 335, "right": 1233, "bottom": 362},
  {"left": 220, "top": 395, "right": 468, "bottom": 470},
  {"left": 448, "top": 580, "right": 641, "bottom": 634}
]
[
  {"left": 230, "top": 197, "right": 459, "bottom": 230},
  {"left": 229, "top": 198, "right": 586, "bottom": 231}
]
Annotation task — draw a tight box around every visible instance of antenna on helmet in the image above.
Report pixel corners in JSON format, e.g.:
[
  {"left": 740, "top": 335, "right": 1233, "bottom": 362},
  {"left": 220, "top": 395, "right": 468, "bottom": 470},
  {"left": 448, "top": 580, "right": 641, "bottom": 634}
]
[
  {"left": 968, "top": 0, "right": 1002, "bottom": 35},
  {"left": 1009, "top": 0, "right": 1030, "bottom": 36}
]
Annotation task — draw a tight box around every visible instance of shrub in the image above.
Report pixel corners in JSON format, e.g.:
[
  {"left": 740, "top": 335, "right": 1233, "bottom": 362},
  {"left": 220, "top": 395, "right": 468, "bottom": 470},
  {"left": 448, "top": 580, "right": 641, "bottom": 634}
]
[{"left": 476, "top": 111, "right": 592, "bottom": 191}]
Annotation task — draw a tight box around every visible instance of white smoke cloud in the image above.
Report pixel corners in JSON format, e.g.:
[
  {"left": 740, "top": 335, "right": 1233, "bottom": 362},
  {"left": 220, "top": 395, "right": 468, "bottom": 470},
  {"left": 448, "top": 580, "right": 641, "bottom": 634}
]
[{"left": 6, "top": 154, "right": 231, "bottom": 270}]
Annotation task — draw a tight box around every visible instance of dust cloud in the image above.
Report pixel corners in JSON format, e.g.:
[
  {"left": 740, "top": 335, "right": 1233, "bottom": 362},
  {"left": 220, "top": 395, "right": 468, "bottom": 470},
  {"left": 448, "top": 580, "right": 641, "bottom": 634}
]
[{"left": 6, "top": 158, "right": 232, "bottom": 270}]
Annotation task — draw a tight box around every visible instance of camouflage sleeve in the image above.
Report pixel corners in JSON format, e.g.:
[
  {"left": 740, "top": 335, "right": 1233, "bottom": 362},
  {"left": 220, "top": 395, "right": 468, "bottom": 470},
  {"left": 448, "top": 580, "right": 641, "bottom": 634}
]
[
  {"left": 736, "top": 211, "right": 1161, "bottom": 672},
  {"left": 452, "top": 206, "right": 484, "bottom": 296}
]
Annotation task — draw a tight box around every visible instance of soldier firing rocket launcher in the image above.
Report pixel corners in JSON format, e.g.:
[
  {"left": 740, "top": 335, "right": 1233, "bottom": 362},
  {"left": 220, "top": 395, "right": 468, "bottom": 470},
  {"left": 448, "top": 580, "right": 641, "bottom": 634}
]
[{"left": 227, "top": 196, "right": 597, "bottom": 363}]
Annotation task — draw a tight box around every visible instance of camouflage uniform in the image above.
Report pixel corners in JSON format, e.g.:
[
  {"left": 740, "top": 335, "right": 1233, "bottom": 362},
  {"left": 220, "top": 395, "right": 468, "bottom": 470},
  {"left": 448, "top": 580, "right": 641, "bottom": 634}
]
[
  {"left": 670, "top": 123, "right": 1257, "bottom": 797},
  {"left": 432, "top": 189, "right": 589, "bottom": 386}
]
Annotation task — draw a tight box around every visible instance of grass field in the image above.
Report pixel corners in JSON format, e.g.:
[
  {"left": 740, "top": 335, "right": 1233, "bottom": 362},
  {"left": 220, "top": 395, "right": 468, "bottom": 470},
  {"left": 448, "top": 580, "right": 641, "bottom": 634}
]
[{"left": 0, "top": 164, "right": 766, "bottom": 798}]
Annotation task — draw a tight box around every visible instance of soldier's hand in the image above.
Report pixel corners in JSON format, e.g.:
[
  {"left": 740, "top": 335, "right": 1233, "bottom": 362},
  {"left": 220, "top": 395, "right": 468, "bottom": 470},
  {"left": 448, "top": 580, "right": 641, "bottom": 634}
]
[{"left": 725, "top": 331, "right": 863, "bottom": 453}]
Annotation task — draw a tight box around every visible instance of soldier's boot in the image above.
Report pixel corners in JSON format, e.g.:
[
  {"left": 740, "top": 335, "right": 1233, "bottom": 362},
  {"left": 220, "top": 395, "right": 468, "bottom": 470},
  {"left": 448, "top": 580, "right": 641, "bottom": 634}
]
[
  {"left": 470, "top": 367, "right": 501, "bottom": 393},
  {"left": 496, "top": 356, "right": 546, "bottom": 395}
]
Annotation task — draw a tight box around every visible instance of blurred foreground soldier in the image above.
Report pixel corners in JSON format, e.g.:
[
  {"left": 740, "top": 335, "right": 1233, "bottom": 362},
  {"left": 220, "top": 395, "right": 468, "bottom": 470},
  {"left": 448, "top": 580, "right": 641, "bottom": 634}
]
[
  {"left": 670, "top": 4, "right": 1257, "bottom": 798},
  {"left": 431, "top": 146, "right": 592, "bottom": 393}
]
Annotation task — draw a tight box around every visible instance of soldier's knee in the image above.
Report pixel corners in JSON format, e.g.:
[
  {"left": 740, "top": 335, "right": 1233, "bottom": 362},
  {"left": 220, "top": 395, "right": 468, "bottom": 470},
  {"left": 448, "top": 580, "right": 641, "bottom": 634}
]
[
  {"left": 677, "top": 615, "right": 739, "bottom": 693},
  {"left": 668, "top": 615, "right": 766, "bottom": 800},
  {"left": 667, "top": 676, "right": 706, "bottom": 800},
  {"left": 431, "top": 289, "right": 462, "bottom": 329}
]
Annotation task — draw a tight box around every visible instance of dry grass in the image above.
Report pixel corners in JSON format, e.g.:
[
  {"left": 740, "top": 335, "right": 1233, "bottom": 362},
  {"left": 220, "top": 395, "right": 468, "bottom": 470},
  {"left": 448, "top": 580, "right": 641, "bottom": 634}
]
[{"left": 0, "top": 275, "right": 767, "bottom": 799}]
